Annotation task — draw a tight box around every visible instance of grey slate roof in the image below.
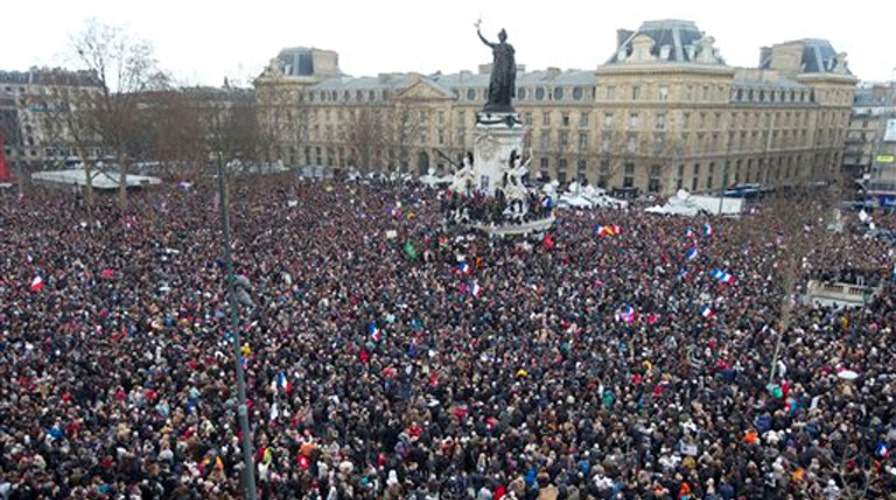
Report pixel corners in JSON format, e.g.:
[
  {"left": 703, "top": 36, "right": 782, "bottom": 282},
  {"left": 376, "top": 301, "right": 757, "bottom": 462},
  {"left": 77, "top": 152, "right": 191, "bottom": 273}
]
[
  {"left": 605, "top": 19, "right": 713, "bottom": 64},
  {"left": 759, "top": 39, "right": 851, "bottom": 75}
]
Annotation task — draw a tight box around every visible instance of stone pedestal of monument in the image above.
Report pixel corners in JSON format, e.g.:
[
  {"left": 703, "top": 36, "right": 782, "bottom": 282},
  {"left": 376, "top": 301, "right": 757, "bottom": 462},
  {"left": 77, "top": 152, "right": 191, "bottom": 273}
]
[{"left": 472, "top": 111, "right": 524, "bottom": 196}]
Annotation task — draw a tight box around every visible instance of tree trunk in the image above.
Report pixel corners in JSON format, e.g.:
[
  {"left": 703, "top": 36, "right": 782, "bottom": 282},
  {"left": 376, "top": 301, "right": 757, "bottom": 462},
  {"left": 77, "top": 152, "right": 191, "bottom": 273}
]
[{"left": 77, "top": 147, "right": 95, "bottom": 227}]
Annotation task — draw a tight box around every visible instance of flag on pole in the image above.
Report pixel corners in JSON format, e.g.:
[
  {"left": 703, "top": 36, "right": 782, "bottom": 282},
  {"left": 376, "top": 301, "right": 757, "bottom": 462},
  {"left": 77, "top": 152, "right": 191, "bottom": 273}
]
[
  {"left": 700, "top": 305, "right": 715, "bottom": 318},
  {"left": 30, "top": 275, "right": 44, "bottom": 292},
  {"left": 685, "top": 247, "right": 699, "bottom": 261},
  {"left": 702, "top": 223, "right": 714, "bottom": 236},
  {"left": 457, "top": 262, "right": 471, "bottom": 274},
  {"left": 26, "top": 251, "right": 33, "bottom": 264},
  {"left": 368, "top": 322, "right": 382, "bottom": 342},
  {"left": 469, "top": 280, "right": 482, "bottom": 298},
  {"left": 277, "top": 372, "right": 291, "bottom": 394},
  {"left": 711, "top": 269, "right": 736, "bottom": 283}
]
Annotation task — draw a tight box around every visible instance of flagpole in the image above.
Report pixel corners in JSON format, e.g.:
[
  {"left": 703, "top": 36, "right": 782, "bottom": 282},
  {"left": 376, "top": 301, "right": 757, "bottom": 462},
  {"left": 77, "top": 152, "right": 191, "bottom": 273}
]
[{"left": 216, "top": 160, "right": 258, "bottom": 500}]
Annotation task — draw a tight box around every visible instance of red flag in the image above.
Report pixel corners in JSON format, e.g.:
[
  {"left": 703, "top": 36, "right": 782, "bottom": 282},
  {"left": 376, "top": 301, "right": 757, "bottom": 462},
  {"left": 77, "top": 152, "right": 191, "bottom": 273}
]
[{"left": 543, "top": 233, "right": 555, "bottom": 250}]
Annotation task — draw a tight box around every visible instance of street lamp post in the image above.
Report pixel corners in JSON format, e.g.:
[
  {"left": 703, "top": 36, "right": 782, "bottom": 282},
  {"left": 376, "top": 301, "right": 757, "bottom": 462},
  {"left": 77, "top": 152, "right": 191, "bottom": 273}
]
[{"left": 216, "top": 160, "right": 258, "bottom": 500}]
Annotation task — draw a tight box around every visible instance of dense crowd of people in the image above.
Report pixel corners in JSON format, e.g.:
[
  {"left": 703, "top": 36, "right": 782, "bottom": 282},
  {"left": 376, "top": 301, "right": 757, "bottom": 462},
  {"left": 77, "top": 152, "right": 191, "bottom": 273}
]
[{"left": 1, "top": 175, "right": 894, "bottom": 499}]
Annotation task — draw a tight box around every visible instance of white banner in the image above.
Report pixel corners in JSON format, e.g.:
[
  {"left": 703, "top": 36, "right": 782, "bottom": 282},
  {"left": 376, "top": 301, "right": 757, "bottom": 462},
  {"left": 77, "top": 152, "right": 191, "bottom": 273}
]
[{"left": 885, "top": 119, "right": 896, "bottom": 142}]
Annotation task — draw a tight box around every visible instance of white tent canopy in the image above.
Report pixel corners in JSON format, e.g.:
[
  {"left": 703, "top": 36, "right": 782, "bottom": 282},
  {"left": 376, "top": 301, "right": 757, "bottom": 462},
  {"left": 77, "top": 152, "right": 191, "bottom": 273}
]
[{"left": 31, "top": 169, "right": 162, "bottom": 190}]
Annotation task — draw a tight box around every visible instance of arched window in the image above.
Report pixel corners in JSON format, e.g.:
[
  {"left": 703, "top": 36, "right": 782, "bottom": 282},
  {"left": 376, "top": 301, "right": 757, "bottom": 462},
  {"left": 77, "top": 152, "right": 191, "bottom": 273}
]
[
  {"left": 518, "top": 87, "right": 528, "bottom": 100},
  {"left": 466, "top": 88, "right": 476, "bottom": 100},
  {"left": 572, "top": 86, "right": 584, "bottom": 100},
  {"left": 554, "top": 86, "right": 564, "bottom": 100},
  {"left": 535, "top": 87, "right": 546, "bottom": 101}
]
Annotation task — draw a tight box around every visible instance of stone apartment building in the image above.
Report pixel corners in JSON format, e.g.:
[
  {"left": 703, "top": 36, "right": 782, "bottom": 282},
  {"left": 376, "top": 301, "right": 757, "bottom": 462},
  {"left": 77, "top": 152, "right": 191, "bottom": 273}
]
[
  {"left": 254, "top": 19, "right": 858, "bottom": 195},
  {"left": 843, "top": 83, "right": 896, "bottom": 186},
  {"left": 0, "top": 69, "right": 104, "bottom": 176}
]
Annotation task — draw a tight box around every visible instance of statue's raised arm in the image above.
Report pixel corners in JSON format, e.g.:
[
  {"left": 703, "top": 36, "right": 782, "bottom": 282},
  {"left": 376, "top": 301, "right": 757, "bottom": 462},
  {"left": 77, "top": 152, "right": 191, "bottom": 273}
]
[{"left": 477, "top": 28, "right": 494, "bottom": 48}]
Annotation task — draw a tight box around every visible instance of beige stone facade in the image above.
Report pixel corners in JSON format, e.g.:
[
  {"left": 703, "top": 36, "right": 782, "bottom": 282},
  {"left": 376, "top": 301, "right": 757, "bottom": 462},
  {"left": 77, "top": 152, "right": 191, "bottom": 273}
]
[{"left": 255, "top": 21, "right": 858, "bottom": 195}]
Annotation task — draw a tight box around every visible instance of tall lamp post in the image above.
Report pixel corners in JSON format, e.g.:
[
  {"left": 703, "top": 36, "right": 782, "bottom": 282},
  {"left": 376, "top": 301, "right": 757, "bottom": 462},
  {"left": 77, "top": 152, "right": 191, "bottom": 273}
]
[{"left": 216, "top": 159, "right": 258, "bottom": 500}]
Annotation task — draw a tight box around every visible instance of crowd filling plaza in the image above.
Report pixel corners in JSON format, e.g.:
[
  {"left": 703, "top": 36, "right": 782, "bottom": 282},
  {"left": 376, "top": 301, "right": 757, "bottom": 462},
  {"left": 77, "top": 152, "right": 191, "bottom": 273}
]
[{"left": 0, "top": 174, "right": 894, "bottom": 499}]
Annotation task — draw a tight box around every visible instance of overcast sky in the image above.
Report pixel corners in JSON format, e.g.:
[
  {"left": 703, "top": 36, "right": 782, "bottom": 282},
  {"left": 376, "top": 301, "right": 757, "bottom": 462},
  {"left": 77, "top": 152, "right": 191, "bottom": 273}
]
[{"left": 3, "top": 0, "right": 894, "bottom": 87}]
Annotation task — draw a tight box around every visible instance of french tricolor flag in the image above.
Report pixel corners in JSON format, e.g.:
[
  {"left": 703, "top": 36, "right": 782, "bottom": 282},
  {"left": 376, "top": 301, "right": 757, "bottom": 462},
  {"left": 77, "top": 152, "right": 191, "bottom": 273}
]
[
  {"left": 700, "top": 305, "right": 715, "bottom": 318},
  {"left": 469, "top": 280, "right": 482, "bottom": 298},
  {"left": 711, "top": 269, "right": 736, "bottom": 283},
  {"left": 684, "top": 227, "right": 694, "bottom": 238},
  {"left": 277, "top": 372, "right": 291, "bottom": 394},
  {"left": 457, "top": 262, "right": 471, "bottom": 274},
  {"left": 703, "top": 223, "right": 713, "bottom": 236},
  {"left": 368, "top": 322, "right": 382, "bottom": 342},
  {"left": 678, "top": 269, "right": 689, "bottom": 279},
  {"left": 26, "top": 251, "right": 33, "bottom": 264},
  {"left": 876, "top": 441, "right": 889, "bottom": 458},
  {"left": 685, "top": 247, "right": 699, "bottom": 261},
  {"left": 30, "top": 275, "right": 44, "bottom": 292}
]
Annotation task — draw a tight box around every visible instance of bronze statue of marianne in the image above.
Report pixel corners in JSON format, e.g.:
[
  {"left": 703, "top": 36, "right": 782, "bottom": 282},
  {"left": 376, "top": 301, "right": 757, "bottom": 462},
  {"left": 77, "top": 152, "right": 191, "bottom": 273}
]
[{"left": 477, "top": 26, "right": 516, "bottom": 113}]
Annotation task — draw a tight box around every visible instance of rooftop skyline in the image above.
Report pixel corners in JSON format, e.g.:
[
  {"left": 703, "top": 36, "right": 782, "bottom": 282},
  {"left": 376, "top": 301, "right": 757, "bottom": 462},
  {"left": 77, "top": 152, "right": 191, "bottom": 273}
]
[{"left": 2, "top": 0, "right": 894, "bottom": 87}]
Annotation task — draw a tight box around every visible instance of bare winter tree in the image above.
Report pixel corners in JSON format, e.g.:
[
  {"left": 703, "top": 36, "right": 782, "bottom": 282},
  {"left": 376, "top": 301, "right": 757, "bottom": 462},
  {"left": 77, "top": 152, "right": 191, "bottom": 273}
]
[
  {"left": 33, "top": 69, "right": 105, "bottom": 224},
  {"left": 340, "top": 107, "right": 389, "bottom": 174},
  {"left": 68, "top": 18, "right": 169, "bottom": 210}
]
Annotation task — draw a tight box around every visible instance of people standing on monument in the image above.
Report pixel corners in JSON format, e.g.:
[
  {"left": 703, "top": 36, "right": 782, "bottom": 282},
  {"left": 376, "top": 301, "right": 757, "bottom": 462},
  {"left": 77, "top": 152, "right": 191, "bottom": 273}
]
[{"left": 476, "top": 23, "right": 516, "bottom": 112}]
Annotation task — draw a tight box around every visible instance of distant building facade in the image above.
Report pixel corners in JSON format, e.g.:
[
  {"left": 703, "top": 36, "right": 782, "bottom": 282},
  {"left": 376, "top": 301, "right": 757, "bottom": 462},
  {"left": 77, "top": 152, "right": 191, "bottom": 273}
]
[
  {"left": 255, "top": 21, "right": 858, "bottom": 195},
  {"left": 0, "top": 69, "right": 103, "bottom": 176},
  {"left": 842, "top": 82, "right": 896, "bottom": 206}
]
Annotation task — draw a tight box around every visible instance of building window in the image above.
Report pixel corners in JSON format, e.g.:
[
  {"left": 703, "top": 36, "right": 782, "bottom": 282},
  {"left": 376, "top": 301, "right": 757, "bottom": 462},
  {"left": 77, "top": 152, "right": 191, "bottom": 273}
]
[
  {"left": 559, "top": 131, "right": 569, "bottom": 149},
  {"left": 315, "top": 146, "right": 322, "bottom": 166},
  {"left": 623, "top": 163, "right": 635, "bottom": 188},
  {"left": 572, "top": 86, "right": 584, "bottom": 100},
  {"left": 518, "top": 87, "right": 527, "bottom": 100},
  {"left": 369, "top": 90, "right": 376, "bottom": 101},
  {"left": 540, "top": 132, "right": 551, "bottom": 149},
  {"left": 577, "top": 132, "right": 588, "bottom": 151},
  {"left": 523, "top": 112, "right": 533, "bottom": 125},
  {"left": 734, "top": 159, "right": 742, "bottom": 185},
  {"left": 682, "top": 112, "right": 691, "bottom": 129},
  {"left": 467, "top": 88, "right": 476, "bottom": 100},
  {"left": 554, "top": 86, "right": 564, "bottom": 100},
  {"left": 557, "top": 158, "right": 568, "bottom": 183},
  {"left": 606, "top": 86, "right": 616, "bottom": 100},
  {"left": 707, "top": 162, "right": 715, "bottom": 190},
  {"left": 577, "top": 159, "right": 587, "bottom": 183},
  {"left": 542, "top": 113, "right": 551, "bottom": 126},
  {"left": 602, "top": 113, "right": 614, "bottom": 129},
  {"left": 691, "top": 163, "right": 700, "bottom": 191},
  {"left": 676, "top": 164, "right": 685, "bottom": 190},
  {"left": 579, "top": 112, "right": 589, "bottom": 127},
  {"left": 631, "top": 85, "right": 641, "bottom": 100},
  {"left": 629, "top": 113, "right": 640, "bottom": 129},
  {"left": 626, "top": 133, "right": 638, "bottom": 153},
  {"left": 658, "top": 86, "right": 669, "bottom": 101},
  {"left": 599, "top": 159, "right": 611, "bottom": 187},
  {"left": 535, "top": 87, "right": 546, "bottom": 101},
  {"left": 655, "top": 113, "right": 666, "bottom": 130},
  {"left": 648, "top": 165, "right": 661, "bottom": 193},
  {"left": 561, "top": 113, "right": 570, "bottom": 127}
]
